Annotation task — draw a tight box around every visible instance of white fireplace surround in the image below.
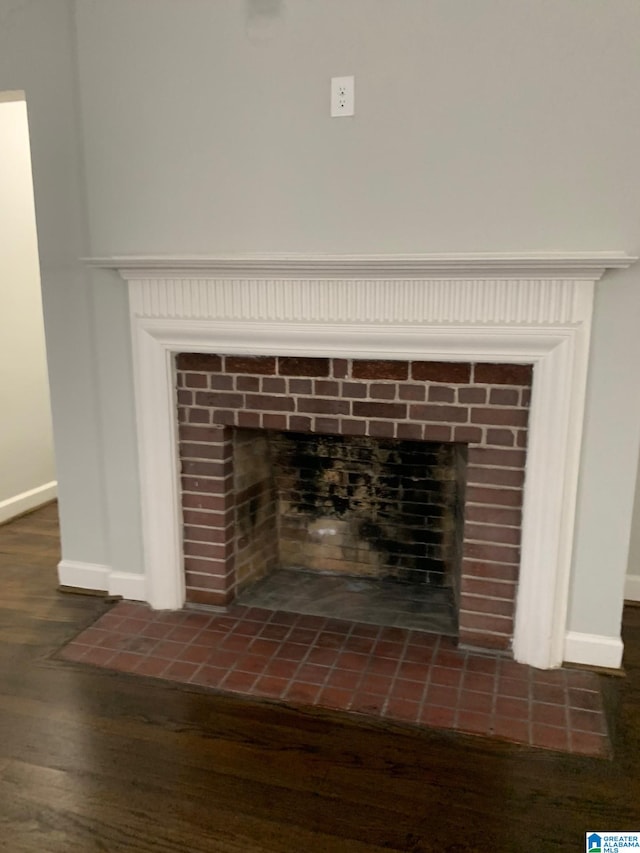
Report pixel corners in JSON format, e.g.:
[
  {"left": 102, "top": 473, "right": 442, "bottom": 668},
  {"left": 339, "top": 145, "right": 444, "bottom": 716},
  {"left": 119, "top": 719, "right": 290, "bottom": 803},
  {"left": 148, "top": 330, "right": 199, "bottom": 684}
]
[{"left": 72, "top": 252, "right": 636, "bottom": 670}]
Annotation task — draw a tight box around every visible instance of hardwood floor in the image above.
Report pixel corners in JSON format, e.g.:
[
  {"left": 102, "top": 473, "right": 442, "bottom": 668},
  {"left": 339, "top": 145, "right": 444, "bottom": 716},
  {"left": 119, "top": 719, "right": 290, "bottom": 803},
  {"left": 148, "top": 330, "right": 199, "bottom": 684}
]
[{"left": 0, "top": 503, "right": 638, "bottom": 852}]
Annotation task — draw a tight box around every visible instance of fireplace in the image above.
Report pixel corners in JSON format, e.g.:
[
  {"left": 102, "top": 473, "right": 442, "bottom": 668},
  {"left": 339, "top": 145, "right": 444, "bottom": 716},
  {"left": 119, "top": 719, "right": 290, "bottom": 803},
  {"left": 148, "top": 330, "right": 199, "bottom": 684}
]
[
  {"left": 176, "top": 353, "right": 531, "bottom": 652},
  {"left": 98, "top": 252, "right": 635, "bottom": 669}
]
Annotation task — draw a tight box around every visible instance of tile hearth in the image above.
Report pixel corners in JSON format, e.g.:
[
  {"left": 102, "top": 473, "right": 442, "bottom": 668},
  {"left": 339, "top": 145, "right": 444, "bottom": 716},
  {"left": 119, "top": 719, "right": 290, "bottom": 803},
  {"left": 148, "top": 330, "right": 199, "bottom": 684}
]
[{"left": 59, "top": 600, "right": 610, "bottom": 758}]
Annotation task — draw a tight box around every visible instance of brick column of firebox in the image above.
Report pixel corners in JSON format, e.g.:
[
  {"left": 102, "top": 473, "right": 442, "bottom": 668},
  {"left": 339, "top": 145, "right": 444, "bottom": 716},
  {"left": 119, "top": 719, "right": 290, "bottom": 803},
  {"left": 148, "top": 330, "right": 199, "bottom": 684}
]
[
  {"left": 180, "top": 423, "right": 236, "bottom": 607},
  {"left": 458, "top": 364, "right": 530, "bottom": 651},
  {"left": 177, "top": 364, "right": 237, "bottom": 606}
]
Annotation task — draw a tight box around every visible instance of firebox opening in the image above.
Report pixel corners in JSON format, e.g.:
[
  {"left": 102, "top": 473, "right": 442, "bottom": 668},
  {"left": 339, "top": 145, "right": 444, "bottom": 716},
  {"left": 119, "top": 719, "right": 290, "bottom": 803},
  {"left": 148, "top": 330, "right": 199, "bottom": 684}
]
[{"left": 233, "top": 428, "right": 466, "bottom": 635}]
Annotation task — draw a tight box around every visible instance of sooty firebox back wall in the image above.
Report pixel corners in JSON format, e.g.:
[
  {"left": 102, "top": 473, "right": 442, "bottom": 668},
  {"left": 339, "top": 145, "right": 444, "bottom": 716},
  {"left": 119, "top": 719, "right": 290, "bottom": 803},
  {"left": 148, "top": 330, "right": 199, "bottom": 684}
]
[{"left": 269, "top": 432, "right": 466, "bottom": 587}]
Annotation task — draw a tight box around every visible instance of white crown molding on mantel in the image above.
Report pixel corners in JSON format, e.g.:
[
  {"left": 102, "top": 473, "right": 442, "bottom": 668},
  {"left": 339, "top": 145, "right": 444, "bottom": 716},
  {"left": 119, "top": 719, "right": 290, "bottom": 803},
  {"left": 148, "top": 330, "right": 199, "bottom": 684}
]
[
  {"left": 84, "top": 252, "right": 637, "bottom": 280},
  {"left": 78, "top": 250, "right": 637, "bottom": 671}
]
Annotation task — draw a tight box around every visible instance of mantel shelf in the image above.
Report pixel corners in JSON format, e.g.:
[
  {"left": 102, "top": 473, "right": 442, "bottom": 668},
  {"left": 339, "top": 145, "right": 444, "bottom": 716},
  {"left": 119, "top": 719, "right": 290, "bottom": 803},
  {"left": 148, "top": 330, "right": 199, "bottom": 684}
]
[{"left": 84, "top": 252, "right": 637, "bottom": 281}]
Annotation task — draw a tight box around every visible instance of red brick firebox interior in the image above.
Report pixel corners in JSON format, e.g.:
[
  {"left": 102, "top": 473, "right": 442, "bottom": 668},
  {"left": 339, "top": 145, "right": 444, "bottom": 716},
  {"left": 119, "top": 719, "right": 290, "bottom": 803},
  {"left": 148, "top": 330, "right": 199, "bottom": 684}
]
[{"left": 176, "top": 356, "right": 531, "bottom": 654}]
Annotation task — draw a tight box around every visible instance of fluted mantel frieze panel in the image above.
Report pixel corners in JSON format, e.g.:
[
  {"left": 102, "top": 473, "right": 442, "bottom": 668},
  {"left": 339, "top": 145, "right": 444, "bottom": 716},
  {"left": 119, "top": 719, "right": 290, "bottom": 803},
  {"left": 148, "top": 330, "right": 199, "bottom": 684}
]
[{"left": 128, "top": 277, "right": 593, "bottom": 327}]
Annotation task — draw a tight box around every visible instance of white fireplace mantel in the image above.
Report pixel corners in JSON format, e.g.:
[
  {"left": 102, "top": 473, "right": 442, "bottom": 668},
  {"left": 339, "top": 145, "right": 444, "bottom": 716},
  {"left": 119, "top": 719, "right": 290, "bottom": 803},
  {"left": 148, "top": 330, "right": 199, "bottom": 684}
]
[{"left": 76, "top": 252, "right": 636, "bottom": 670}]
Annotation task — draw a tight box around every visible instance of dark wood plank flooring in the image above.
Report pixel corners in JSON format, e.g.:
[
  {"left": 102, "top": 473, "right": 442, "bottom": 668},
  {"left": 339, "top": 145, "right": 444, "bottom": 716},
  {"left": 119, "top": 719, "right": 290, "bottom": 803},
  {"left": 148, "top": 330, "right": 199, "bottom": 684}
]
[{"left": 0, "top": 503, "right": 638, "bottom": 852}]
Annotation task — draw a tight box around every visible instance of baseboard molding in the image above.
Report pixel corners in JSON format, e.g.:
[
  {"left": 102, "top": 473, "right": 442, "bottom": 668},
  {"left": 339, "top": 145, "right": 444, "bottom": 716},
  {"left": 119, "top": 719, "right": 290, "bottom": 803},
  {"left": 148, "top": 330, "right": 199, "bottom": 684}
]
[
  {"left": 108, "top": 571, "right": 146, "bottom": 601},
  {"left": 624, "top": 574, "right": 640, "bottom": 602},
  {"left": 0, "top": 481, "right": 57, "bottom": 525},
  {"left": 563, "top": 630, "right": 624, "bottom": 670},
  {"left": 57, "top": 560, "right": 146, "bottom": 602},
  {"left": 58, "top": 560, "right": 110, "bottom": 591}
]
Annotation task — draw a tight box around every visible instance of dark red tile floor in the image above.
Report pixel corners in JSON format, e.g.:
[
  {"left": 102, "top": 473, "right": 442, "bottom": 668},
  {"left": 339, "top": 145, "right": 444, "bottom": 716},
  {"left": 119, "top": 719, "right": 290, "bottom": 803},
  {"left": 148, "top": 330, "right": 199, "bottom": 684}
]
[{"left": 58, "top": 600, "right": 610, "bottom": 758}]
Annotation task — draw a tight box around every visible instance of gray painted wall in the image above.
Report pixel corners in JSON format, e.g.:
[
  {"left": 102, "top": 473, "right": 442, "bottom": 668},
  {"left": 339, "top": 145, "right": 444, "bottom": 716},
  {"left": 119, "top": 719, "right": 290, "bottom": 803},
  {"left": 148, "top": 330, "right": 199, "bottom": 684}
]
[
  {"left": 0, "top": 0, "right": 108, "bottom": 568},
  {"left": 75, "top": 0, "right": 640, "bottom": 252},
  {"left": 628, "top": 455, "right": 640, "bottom": 592},
  {"left": 3, "top": 0, "right": 640, "bottom": 644}
]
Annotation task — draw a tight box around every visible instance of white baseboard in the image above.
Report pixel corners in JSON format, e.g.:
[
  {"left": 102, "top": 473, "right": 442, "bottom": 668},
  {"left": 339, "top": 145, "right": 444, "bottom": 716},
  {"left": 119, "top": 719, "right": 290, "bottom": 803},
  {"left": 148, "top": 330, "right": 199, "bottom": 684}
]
[
  {"left": 624, "top": 574, "right": 640, "bottom": 602},
  {"left": 0, "top": 481, "right": 57, "bottom": 525},
  {"left": 58, "top": 560, "right": 146, "bottom": 602},
  {"left": 58, "top": 559, "right": 110, "bottom": 591},
  {"left": 563, "top": 630, "right": 624, "bottom": 670},
  {"left": 108, "top": 571, "right": 146, "bottom": 601}
]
